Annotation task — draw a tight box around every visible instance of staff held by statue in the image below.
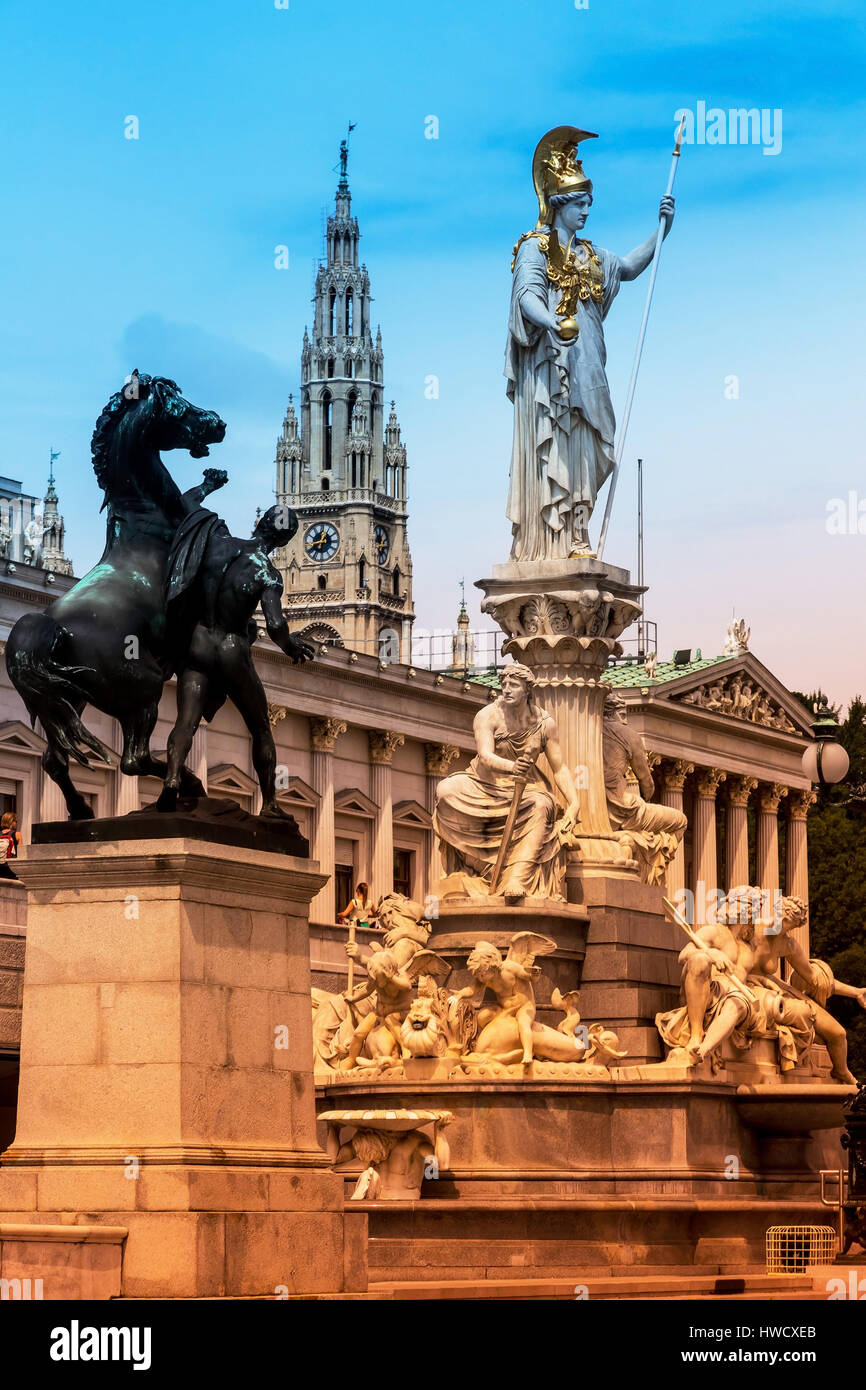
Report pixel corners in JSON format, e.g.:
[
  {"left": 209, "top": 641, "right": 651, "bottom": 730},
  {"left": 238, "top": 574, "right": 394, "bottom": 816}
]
[{"left": 596, "top": 116, "right": 686, "bottom": 560}]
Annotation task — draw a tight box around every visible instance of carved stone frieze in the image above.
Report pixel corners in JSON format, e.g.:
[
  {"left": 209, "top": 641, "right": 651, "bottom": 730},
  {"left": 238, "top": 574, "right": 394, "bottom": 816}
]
[{"left": 677, "top": 673, "right": 800, "bottom": 734}]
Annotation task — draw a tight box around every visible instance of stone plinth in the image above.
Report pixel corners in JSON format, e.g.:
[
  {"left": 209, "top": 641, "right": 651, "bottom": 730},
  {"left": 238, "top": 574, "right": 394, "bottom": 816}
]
[
  {"left": 427, "top": 898, "right": 589, "bottom": 1024},
  {"left": 574, "top": 875, "right": 682, "bottom": 1063},
  {"left": 317, "top": 1076, "right": 844, "bottom": 1284},
  {"left": 0, "top": 837, "right": 366, "bottom": 1298},
  {"left": 476, "top": 557, "right": 644, "bottom": 879}
]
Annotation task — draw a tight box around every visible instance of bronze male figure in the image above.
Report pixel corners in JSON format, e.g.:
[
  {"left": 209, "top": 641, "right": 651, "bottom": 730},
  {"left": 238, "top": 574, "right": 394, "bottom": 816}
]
[{"left": 157, "top": 503, "right": 314, "bottom": 818}]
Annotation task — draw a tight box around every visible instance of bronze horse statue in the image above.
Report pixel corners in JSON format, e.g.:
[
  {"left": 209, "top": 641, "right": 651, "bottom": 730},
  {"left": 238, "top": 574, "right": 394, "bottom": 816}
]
[{"left": 6, "top": 371, "right": 227, "bottom": 820}]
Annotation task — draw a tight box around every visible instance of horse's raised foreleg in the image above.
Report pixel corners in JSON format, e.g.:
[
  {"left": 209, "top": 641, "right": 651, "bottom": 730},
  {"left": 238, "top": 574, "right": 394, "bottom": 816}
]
[
  {"left": 42, "top": 744, "right": 95, "bottom": 821},
  {"left": 120, "top": 703, "right": 206, "bottom": 799}
]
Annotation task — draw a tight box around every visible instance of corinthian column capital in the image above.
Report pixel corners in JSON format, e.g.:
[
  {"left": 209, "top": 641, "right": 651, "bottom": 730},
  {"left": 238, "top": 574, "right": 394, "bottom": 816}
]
[
  {"left": 424, "top": 742, "right": 460, "bottom": 777},
  {"left": 369, "top": 729, "right": 405, "bottom": 765},
  {"left": 695, "top": 766, "right": 727, "bottom": 799},
  {"left": 758, "top": 781, "right": 788, "bottom": 815},
  {"left": 727, "top": 775, "right": 758, "bottom": 807},
  {"left": 661, "top": 758, "right": 693, "bottom": 791},
  {"left": 787, "top": 787, "right": 817, "bottom": 821},
  {"left": 309, "top": 716, "right": 347, "bottom": 753}
]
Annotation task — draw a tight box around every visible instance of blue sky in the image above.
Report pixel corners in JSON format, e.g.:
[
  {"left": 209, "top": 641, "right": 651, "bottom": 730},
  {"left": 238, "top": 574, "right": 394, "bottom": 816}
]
[{"left": 2, "top": 0, "right": 865, "bottom": 701}]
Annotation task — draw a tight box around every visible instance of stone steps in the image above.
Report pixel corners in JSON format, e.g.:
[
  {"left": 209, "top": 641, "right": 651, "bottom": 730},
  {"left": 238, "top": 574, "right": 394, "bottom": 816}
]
[{"left": 368, "top": 1271, "right": 822, "bottom": 1301}]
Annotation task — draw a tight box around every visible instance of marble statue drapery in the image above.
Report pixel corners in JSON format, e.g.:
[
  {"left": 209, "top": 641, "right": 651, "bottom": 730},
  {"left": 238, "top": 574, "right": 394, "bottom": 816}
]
[
  {"left": 434, "top": 711, "right": 566, "bottom": 899},
  {"left": 505, "top": 237, "right": 623, "bottom": 560}
]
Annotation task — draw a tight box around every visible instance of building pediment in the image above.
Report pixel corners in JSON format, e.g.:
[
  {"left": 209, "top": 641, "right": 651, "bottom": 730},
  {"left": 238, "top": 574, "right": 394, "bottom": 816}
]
[
  {"left": 280, "top": 775, "right": 320, "bottom": 808},
  {"left": 649, "top": 656, "right": 811, "bottom": 736},
  {"left": 392, "top": 798, "right": 433, "bottom": 829},
  {"left": 208, "top": 763, "right": 258, "bottom": 799},
  {"left": 334, "top": 787, "right": 377, "bottom": 818},
  {"left": 0, "top": 720, "right": 46, "bottom": 756}
]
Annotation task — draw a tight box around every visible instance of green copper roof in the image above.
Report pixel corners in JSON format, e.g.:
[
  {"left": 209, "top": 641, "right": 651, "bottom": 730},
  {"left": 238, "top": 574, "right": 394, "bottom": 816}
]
[
  {"left": 602, "top": 654, "right": 729, "bottom": 688},
  {"left": 470, "top": 669, "right": 503, "bottom": 688},
  {"left": 470, "top": 653, "right": 730, "bottom": 693}
]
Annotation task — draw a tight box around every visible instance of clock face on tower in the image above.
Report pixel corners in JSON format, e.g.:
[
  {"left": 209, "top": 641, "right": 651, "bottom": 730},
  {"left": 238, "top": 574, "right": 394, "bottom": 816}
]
[
  {"left": 374, "top": 524, "right": 390, "bottom": 565},
  {"left": 305, "top": 522, "right": 340, "bottom": 562}
]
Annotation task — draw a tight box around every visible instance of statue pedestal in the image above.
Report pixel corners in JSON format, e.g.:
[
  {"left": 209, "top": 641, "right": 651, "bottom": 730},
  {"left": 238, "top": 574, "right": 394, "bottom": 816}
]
[
  {"left": 476, "top": 557, "right": 644, "bottom": 879},
  {"left": 0, "top": 837, "right": 366, "bottom": 1298}
]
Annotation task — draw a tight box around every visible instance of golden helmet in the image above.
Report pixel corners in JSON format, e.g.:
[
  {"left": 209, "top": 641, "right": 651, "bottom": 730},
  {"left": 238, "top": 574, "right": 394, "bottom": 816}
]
[{"left": 532, "top": 126, "right": 598, "bottom": 228}]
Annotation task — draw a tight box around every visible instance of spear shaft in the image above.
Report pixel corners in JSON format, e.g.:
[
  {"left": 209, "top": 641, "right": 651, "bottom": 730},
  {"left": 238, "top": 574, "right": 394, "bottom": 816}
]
[{"left": 596, "top": 117, "right": 685, "bottom": 561}]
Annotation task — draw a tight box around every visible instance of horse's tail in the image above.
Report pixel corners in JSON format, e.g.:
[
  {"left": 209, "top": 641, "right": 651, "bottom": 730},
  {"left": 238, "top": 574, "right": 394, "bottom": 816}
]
[{"left": 6, "top": 613, "right": 112, "bottom": 767}]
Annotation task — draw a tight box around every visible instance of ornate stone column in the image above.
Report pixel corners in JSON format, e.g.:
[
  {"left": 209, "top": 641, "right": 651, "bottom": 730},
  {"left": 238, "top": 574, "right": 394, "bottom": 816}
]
[
  {"left": 423, "top": 742, "right": 459, "bottom": 899},
  {"left": 475, "top": 558, "right": 644, "bottom": 878},
  {"left": 692, "top": 768, "right": 726, "bottom": 923},
  {"left": 785, "top": 788, "right": 816, "bottom": 954},
  {"left": 725, "top": 775, "right": 757, "bottom": 891},
  {"left": 369, "top": 730, "right": 405, "bottom": 901},
  {"left": 309, "top": 717, "right": 347, "bottom": 925},
  {"left": 756, "top": 782, "right": 786, "bottom": 900},
  {"left": 660, "top": 759, "right": 693, "bottom": 901}
]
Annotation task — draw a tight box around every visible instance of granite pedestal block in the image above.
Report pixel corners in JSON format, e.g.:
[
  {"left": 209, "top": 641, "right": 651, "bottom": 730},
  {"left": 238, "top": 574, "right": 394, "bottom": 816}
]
[{"left": 0, "top": 836, "right": 366, "bottom": 1298}]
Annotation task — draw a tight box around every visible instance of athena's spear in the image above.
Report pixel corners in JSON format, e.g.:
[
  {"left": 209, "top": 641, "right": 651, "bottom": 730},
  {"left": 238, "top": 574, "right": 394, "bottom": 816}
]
[{"left": 595, "top": 116, "right": 686, "bottom": 561}]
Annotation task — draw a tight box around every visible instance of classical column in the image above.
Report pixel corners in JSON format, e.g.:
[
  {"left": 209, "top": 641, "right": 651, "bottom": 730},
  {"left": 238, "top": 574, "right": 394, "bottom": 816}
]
[
  {"left": 110, "top": 720, "right": 138, "bottom": 815},
  {"left": 725, "top": 776, "right": 757, "bottom": 891},
  {"left": 786, "top": 788, "right": 816, "bottom": 954},
  {"left": 692, "top": 768, "right": 726, "bottom": 923},
  {"left": 756, "top": 782, "right": 787, "bottom": 900},
  {"left": 368, "top": 730, "right": 405, "bottom": 901},
  {"left": 38, "top": 768, "right": 67, "bottom": 823},
  {"left": 660, "top": 759, "right": 693, "bottom": 901},
  {"left": 309, "top": 717, "right": 347, "bottom": 925},
  {"left": 423, "top": 742, "right": 459, "bottom": 898},
  {"left": 189, "top": 725, "right": 208, "bottom": 794}
]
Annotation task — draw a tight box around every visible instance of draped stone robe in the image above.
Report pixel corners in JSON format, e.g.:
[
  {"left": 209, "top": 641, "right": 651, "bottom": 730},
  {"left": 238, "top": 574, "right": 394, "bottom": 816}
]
[
  {"left": 433, "top": 709, "right": 567, "bottom": 899},
  {"left": 505, "top": 235, "right": 623, "bottom": 560}
]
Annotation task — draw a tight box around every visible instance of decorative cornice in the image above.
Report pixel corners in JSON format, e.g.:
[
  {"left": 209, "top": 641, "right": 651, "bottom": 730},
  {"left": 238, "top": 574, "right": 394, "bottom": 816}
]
[
  {"left": 369, "top": 729, "right": 405, "bottom": 765},
  {"left": 727, "top": 775, "right": 758, "bottom": 807},
  {"left": 15, "top": 840, "right": 327, "bottom": 903},
  {"left": 1, "top": 1144, "right": 329, "bottom": 1170},
  {"left": 309, "top": 716, "right": 348, "bottom": 753},
  {"left": 694, "top": 767, "right": 727, "bottom": 799},
  {"left": 424, "top": 742, "right": 460, "bottom": 777}
]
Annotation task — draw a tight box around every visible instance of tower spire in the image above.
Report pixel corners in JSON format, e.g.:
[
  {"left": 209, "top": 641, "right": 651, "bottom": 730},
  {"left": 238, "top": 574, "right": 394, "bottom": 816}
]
[
  {"left": 272, "top": 134, "right": 414, "bottom": 659},
  {"left": 48, "top": 447, "right": 60, "bottom": 499},
  {"left": 41, "top": 448, "right": 73, "bottom": 576}
]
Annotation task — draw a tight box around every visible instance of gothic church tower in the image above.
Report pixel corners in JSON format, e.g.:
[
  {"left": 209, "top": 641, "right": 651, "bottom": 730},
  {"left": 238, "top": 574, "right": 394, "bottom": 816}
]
[{"left": 274, "top": 140, "right": 414, "bottom": 661}]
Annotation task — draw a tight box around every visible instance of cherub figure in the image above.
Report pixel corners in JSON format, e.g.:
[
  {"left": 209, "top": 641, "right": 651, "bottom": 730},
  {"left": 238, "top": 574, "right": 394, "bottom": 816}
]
[
  {"left": 335, "top": 947, "right": 450, "bottom": 1069},
  {"left": 456, "top": 933, "right": 553, "bottom": 1064},
  {"left": 454, "top": 932, "right": 596, "bottom": 1066},
  {"left": 313, "top": 894, "right": 437, "bottom": 1071}
]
